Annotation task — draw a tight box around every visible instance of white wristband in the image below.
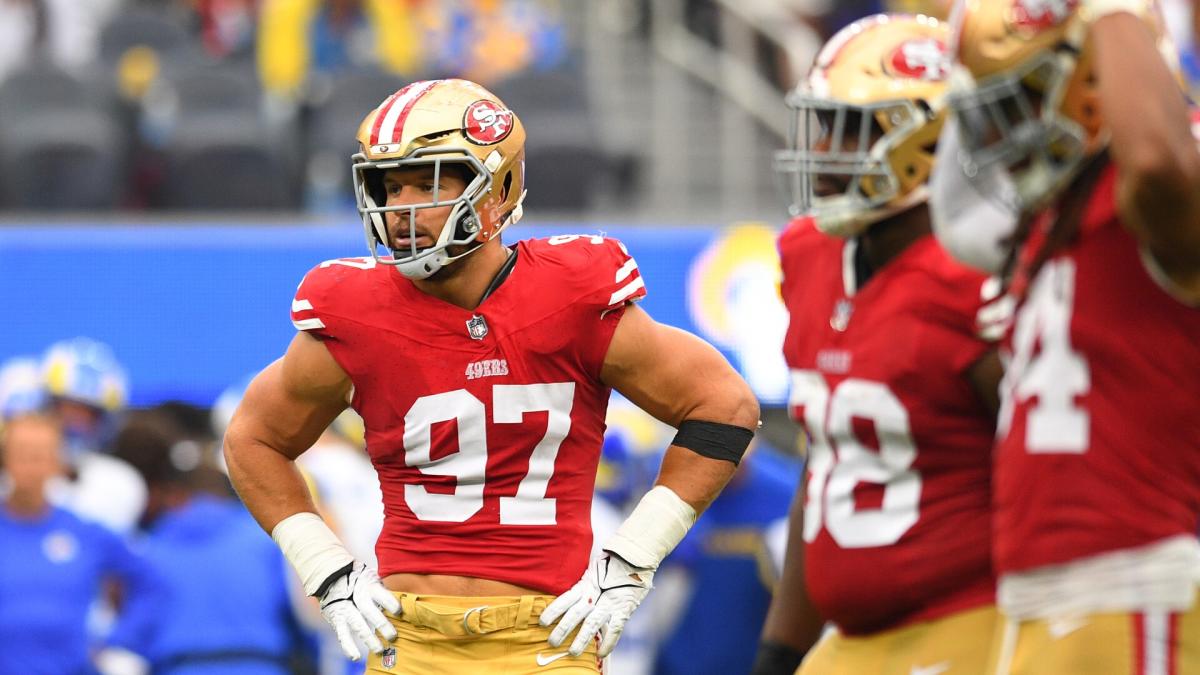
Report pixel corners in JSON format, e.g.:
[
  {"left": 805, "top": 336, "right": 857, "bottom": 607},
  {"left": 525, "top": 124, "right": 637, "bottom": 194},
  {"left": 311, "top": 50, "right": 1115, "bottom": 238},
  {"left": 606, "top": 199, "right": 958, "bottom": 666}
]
[
  {"left": 271, "top": 512, "right": 356, "bottom": 596},
  {"left": 602, "top": 485, "right": 697, "bottom": 570},
  {"left": 1081, "top": 0, "right": 1150, "bottom": 22}
]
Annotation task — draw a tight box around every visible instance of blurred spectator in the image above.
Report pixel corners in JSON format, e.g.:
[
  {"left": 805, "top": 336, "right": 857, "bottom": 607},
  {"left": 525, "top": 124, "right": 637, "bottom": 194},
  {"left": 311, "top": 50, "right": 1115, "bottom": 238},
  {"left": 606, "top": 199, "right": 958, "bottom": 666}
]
[
  {"left": 0, "top": 412, "right": 159, "bottom": 675},
  {"left": 256, "top": 0, "right": 567, "bottom": 98},
  {"left": 257, "top": 0, "right": 424, "bottom": 97},
  {"left": 39, "top": 337, "right": 147, "bottom": 534},
  {"left": 41, "top": 337, "right": 128, "bottom": 456},
  {"left": 653, "top": 445, "right": 801, "bottom": 675},
  {"left": 0, "top": 356, "right": 46, "bottom": 421},
  {"left": 423, "top": 0, "right": 568, "bottom": 85},
  {"left": 112, "top": 410, "right": 315, "bottom": 675},
  {"left": 193, "top": 0, "right": 261, "bottom": 59},
  {"left": 0, "top": 0, "right": 126, "bottom": 82}
]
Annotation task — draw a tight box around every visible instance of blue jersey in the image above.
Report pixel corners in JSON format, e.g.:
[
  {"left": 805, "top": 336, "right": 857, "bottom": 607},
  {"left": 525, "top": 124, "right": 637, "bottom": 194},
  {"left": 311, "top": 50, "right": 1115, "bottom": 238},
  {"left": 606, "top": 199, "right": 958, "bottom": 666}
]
[
  {"left": 112, "top": 496, "right": 305, "bottom": 675},
  {"left": 0, "top": 504, "right": 155, "bottom": 675},
  {"left": 654, "top": 449, "right": 801, "bottom": 675}
]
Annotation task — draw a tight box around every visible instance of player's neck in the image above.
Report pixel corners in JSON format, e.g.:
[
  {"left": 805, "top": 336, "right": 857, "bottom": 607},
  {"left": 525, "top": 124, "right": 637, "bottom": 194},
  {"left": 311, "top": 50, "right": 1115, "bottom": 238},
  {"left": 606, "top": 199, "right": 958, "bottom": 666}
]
[
  {"left": 860, "top": 205, "right": 932, "bottom": 272},
  {"left": 5, "top": 487, "right": 49, "bottom": 519},
  {"left": 411, "top": 242, "right": 511, "bottom": 310}
]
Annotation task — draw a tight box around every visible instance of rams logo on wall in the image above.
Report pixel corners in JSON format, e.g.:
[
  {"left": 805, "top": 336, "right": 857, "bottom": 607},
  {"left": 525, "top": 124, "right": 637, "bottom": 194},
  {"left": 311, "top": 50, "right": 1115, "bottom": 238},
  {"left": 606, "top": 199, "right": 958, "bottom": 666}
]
[{"left": 687, "top": 223, "right": 790, "bottom": 405}]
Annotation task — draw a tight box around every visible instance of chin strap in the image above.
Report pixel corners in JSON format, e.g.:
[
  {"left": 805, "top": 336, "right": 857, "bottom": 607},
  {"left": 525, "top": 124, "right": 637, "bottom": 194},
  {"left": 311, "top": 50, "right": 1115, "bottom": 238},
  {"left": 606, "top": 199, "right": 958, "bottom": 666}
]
[{"left": 477, "top": 247, "right": 518, "bottom": 304}]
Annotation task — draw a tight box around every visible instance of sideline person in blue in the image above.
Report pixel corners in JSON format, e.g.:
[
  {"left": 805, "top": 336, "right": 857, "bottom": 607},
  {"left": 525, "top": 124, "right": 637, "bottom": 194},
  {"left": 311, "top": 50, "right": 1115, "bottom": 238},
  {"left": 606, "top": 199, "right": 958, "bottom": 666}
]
[
  {"left": 111, "top": 412, "right": 315, "bottom": 675},
  {"left": 653, "top": 444, "right": 801, "bottom": 675},
  {"left": 0, "top": 412, "right": 157, "bottom": 675}
]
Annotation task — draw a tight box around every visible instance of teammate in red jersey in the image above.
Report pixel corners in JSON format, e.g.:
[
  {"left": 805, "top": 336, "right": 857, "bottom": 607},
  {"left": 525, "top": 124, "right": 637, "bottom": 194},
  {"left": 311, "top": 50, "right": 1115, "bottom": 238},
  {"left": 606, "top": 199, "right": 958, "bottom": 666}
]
[
  {"left": 939, "top": 1, "right": 1200, "bottom": 673},
  {"left": 222, "top": 79, "right": 759, "bottom": 674},
  {"left": 752, "top": 14, "right": 1005, "bottom": 675}
]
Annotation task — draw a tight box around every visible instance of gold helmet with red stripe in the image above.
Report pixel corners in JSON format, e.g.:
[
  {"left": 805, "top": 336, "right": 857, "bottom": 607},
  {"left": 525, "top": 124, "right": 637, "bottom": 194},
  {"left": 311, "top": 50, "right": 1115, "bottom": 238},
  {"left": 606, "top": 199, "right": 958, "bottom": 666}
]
[
  {"left": 776, "top": 14, "right": 953, "bottom": 238},
  {"left": 946, "top": 0, "right": 1177, "bottom": 215},
  {"left": 353, "top": 79, "right": 526, "bottom": 280}
]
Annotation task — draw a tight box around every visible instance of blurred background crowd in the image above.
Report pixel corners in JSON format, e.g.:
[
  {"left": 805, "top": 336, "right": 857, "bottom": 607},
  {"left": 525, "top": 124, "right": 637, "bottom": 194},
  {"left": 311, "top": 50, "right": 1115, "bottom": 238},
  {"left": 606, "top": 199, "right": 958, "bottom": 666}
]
[
  {"left": 0, "top": 0, "right": 1195, "bottom": 218},
  {"left": 1, "top": 1, "right": 1199, "bottom": 674}
]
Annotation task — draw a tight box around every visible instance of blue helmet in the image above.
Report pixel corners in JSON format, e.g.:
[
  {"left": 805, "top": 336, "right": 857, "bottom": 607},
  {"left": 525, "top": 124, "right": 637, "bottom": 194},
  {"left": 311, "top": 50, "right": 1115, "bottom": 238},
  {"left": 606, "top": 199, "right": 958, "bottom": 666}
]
[{"left": 41, "top": 337, "right": 128, "bottom": 413}]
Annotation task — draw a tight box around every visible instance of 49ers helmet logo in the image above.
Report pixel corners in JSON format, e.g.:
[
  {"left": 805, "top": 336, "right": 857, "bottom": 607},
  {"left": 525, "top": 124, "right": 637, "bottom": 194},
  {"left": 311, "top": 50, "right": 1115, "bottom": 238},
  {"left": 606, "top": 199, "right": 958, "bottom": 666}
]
[
  {"left": 463, "top": 100, "right": 514, "bottom": 145},
  {"left": 888, "top": 38, "right": 950, "bottom": 81},
  {"left": 1011, "top": 0, "right": 1079, "bottom": 31}
]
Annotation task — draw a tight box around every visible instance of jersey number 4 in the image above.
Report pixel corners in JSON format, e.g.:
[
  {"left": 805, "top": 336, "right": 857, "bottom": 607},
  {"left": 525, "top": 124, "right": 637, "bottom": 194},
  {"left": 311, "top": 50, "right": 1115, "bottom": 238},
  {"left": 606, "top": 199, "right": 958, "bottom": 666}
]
[
  {"left": 790, "top": 372, "right": 920, "bottom": 549},
  {"left": 404, "top": 383, "right": 574, "bottom": 526},
  {"left": 999, "top": 259, "right": 1091, "bottom": 453}
]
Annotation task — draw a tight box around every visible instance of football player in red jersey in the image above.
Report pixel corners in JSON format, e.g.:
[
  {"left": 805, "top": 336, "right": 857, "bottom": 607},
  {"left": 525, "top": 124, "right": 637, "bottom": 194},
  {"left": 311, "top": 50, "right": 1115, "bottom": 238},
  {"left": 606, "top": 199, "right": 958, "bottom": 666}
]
[
  {"left": 752, "top": 14, "right": 1005, "bottom": 675},
  {"left": 222, "top": 78, "right": 759, "bottom": 674},
  {"left": 940, "top": 1, "right": 1200, "bottom": 673}
]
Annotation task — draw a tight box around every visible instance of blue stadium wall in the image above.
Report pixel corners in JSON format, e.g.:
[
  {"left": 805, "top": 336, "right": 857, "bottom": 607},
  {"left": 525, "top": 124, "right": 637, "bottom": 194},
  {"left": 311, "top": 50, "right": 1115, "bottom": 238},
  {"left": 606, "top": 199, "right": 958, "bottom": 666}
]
[{"left": 2, "top": 220, "right": 790, "bottom": 408}]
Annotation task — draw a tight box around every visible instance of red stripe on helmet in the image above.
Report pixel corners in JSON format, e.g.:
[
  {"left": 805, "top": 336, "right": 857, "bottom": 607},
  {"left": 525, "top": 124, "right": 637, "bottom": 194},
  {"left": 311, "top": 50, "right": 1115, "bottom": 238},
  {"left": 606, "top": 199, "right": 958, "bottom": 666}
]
[
  {"left": 369, "top": 91, "right": 402, "bottom": 148},
  {"left": 370, "top": 80, "right": 440, "bottom": 148}
]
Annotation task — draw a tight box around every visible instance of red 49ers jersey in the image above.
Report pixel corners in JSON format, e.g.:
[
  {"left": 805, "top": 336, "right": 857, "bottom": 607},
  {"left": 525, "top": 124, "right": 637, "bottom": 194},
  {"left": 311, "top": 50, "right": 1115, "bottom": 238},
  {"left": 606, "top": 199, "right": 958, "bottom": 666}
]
[
  {"left": 290, "top": 235, "right": 646, "bottom": 594},
  {"left": 779, "top": 218, "right": 996, "bottom": 635},
  {"left": 995, "top": 163, "right": 1200, "bottom": 576}
]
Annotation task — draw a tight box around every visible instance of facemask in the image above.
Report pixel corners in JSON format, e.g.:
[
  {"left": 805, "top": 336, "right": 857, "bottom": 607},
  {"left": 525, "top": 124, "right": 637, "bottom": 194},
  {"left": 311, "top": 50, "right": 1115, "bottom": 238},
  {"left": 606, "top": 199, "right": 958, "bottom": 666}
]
[{"left": 929, "top": 118, "right": 1021, "bottom": 275}]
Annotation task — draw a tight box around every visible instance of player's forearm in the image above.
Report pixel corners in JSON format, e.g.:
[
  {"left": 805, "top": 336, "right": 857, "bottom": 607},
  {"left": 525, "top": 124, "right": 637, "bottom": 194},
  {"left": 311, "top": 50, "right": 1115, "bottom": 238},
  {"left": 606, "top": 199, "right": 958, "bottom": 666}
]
[
  {"left": 653, "top": 445, "right": 739, "bottom": 513},
  {"left": 224, "top": 433, "right": 319, "bottom": 534},
  {"left": 600, "top": 427, "right": 750, "bottom": 572},
  {"left": 760, "top": 488, "right": 824, "bottom": 651},
  {"left": 656, "top": 364, "right": 760, "bottom": 512},
  {"left": 1092, "top": 11, "right": 1200, "bottom": 260}
]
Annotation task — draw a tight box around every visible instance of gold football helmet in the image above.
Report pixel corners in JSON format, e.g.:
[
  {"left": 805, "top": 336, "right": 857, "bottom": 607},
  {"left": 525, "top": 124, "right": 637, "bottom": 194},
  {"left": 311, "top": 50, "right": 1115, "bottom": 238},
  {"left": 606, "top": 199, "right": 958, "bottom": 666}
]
[
  {"left": 947, "top": 0, "right": 1176, "bottom": 215},
  {"left": 776, "top": 14, "right": 952, "bottom": 238},
  {"left": 352, "top": 79, "right": 526, "bottom": 280}
]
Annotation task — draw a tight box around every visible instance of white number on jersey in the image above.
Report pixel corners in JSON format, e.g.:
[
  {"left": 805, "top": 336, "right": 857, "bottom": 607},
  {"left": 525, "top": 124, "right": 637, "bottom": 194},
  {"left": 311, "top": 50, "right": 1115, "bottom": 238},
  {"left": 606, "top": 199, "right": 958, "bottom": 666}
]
[
  {"left": 998, "top": 259, "right": 1091, "bottom": 453},
  {"left": 547, "top": 234, "right": 605, "bottom": 246},
  {"left": 319, "top": 257, "right": 378, "bottom": 270},
  {"left": 403, "top": 383, "right": 575, "bottom": 525},
  {"left": 790, "top": 371, "right": 921, "bottom": 549}
]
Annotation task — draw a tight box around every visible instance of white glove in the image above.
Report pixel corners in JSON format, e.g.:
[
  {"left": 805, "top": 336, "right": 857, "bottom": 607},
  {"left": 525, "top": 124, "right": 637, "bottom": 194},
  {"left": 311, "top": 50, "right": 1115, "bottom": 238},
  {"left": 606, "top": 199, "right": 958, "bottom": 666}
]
[
  {"left": 539, "top": 551, "right": 654, "bottom": 657},
  {"left": 317, "top": 562, "right": 402, "bottom": 661}
]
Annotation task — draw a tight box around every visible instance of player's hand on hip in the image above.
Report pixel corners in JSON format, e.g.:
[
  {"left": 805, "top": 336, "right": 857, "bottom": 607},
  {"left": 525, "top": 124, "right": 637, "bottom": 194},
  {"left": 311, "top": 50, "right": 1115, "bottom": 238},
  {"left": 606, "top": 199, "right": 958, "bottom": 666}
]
[
  {"left": 539, "top": 551, "right": 654, "bottom": 657},
  {"left": 318, "top": 562, "right": 401, "bottom": 661}
]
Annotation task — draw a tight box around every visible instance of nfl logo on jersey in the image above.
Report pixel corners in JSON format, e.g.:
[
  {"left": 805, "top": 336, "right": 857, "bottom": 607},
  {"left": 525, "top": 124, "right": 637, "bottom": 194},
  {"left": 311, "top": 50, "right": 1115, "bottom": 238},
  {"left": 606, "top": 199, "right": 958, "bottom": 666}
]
[
  {"left": 381, "top": 647, "right": 397, "bottom": 668},
  {"left": 466, "top": 315, "right": 489, "bottom": 340}
]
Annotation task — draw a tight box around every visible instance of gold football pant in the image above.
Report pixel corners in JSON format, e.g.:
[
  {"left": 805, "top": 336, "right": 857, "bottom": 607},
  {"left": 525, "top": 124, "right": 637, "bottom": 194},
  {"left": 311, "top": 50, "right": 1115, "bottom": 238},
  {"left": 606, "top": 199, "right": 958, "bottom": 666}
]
[
  {"left": 364, "top": 593, "right": 601, "bottom": 675},
  {"left": 987, "top": 598, "right": 1200, "bottom": 675},
  {"left": 798, "top": 605, "right": 999, "bottom": 675}
]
